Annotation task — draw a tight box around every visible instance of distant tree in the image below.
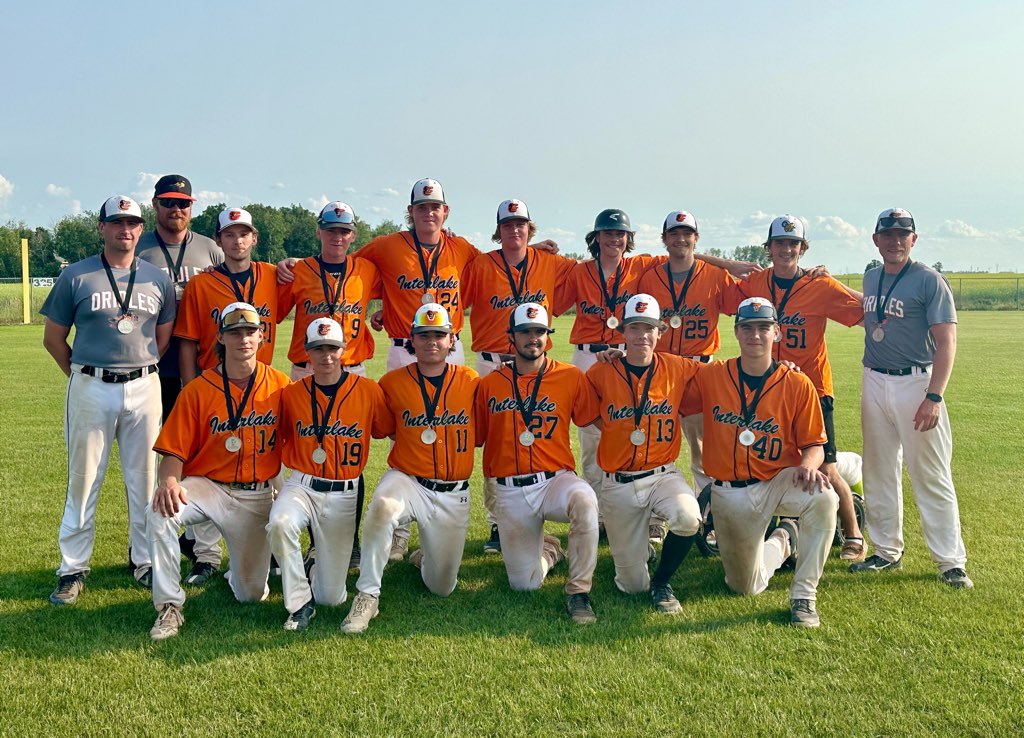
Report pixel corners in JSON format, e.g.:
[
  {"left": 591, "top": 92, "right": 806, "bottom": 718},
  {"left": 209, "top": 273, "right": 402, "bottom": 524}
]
[
  {"left": 703, "top": 247, "right": 725, "bottom": 258},
  {"left": 865, "top": 259, "right": 882, "bottom": 272},
  {"left": 932, "top": 261, "right": 944, "bottom": 272},
  {"left": 732, "top": 244, "right": 771, "bottom": 268},
  {"left": 52, "top": 211, "right": 102, "bottom": 265}
]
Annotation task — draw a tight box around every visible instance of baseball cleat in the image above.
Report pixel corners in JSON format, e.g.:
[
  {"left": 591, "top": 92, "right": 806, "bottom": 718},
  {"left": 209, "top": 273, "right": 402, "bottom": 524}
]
[
  {"left": 940, "top": 568, "right": 974, "bottom": 589},
  {"left": 483, "top": 524, "right": 502, "bottom": 554},
  {"left": 650, "top": 583, "right": 682, "bottom": 614},
  {"left": 790, "top": 599, "right": 820, "bottom": 628},
  {"left": 409, "top": 548, "right": 424, "bottom": 569},
  {"left": 849, "top": 554, "right": 903, "bottom": 573},
  {"left": 543, "top": 535, "right": 566, "bottom": 569},
  {"left": 341, "top": 592, "right": 379, "bottom": 634},
  {"left": 150, "top": 604, "right": 185, "bottom": 641},
  {"left": 283, "top": 598, "right": 316, "bottom": 632},
  {"left": 388, "top": 534, "right": 409, "bottom": 563},
  {"left": 648, "top": 522, "right": 666, "bottom": 544},
  {"left": 566, "top": 593, "right": 597, "bottom": 624},
  {"left": 135, "top": 568, "right": 153, "bottom": 590},
  {"left": 184, "top": 562, "right": 217, "bottom": 587},
  {"left": 348, "top": 542, "right": 361, "bottom": 573},
  {"left": 49, "top": 573, "right": 85, "bottom": 606},
  {"left": 840, "top": 536, "right": 867, "bottom": 562}
]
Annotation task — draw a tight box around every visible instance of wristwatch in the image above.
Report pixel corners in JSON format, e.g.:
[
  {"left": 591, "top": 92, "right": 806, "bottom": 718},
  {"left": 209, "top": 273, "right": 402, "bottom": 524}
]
[{"left": 925, "top": 392, "right": 943, "bottom": 403}]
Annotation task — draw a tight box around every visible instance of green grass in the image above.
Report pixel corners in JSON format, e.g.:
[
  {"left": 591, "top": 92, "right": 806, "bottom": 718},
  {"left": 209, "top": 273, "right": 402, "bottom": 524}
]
[{"left": 1, "top": 314, "right": 1022, "bottom": 736}]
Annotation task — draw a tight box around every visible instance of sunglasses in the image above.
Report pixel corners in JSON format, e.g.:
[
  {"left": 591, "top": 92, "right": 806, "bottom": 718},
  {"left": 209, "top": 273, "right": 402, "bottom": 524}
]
[
  {"left": 877, "top": 216, "right": 914, "bottom": 230},
  {"left": 158, "top": 198, "right": 192, "bottom": 210},
  {"left": 220, "top": 309, "right": 261, "bottom": 329}
]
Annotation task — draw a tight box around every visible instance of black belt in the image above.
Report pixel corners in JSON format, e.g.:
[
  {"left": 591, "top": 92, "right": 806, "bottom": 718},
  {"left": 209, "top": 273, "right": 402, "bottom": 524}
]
[
  {"left": 481, "top": 352, "right": 514, "bottom": 364},
  {"left": 684, "top": 355, "right": 713, "bottom": 364},
  {"left": 394, "top": 333, "right": 461, "bottom": 348},
  {"left": 309, "top": 477, "right": 359, "bottom": 493},
  {"left": 713, "top": 479, "right": 760, "bottom": 489},
  {"left": 496, "top": 471, "right": 557, "bottom": 488},
  {"left": 576, "top": 343, "right": 624, "bottom": 353},
  {"left": 606, "top": 465, "right": 671, "bottom": 484},
  {"left": 80, "top": 364, "right": 158, "bottom": 383},
  {"left": 871, "top": 366, "right": 928, "bottom": 376},
  {"left": 212, "top": 480, "right": 270, "bottom": 491},
  {"left": 415, "top": 477, "right": 469, "bottom": 493}
]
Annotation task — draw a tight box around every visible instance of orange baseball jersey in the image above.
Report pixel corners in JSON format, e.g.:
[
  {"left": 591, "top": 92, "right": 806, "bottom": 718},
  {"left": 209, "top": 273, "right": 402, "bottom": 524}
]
[
  {"left": 737, "top": 270, "right": 863, "bottom": 397},
  {"left": 637, "top": 260, "right": 743, "bottom": 356},
  {"left": 586, "top": 353, "right": 701, "bottom": 473},
  {"left": 280, "top": 255, "right": 382, "bottom": 366},
  {"left": 681, "top": 359, "right": 826, "bottom": 482},
  {"left": 357, "top": 231, "right": 481, "bottom": 338},
  {"left": 475, "top": 358, "right": 600, "bottom": 478},
  {"left": 174, "top": 262, "right": 289, "bottom": 369},
  {"left": 279, "top": 373, "right": 393, "bottom": 479},
  {"left": 154, "top": 362, "right": 290, "bottom": 483},
  {"left": 461, "top": 249, "right": 577, "bottom": 353},
  {"left": 378, "top": 363, "right": 480, "bottom": 481},
  {"left": 554, "top": 254, "right": 665, "bottom": 345}
]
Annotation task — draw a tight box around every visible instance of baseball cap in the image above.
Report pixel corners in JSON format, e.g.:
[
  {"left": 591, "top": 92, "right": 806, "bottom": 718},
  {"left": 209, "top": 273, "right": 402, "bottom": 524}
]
[
  {"left": 217, "top": 207, "right": 258, "bottom": 235},
  {"left": 411, "top": 302, "right": 453, "bottom": 335},
  {"left": 219, "top": 302, "right": 261, "bottom": 332},
  {"left": 509, "top": 302, "right": 554, "bottom": 333},
  {"left": 497, "top": 199, "right": 530, "bottom": 224},
  {"left": 735, "top": 297, "right": 779, "bottom": 325},
  {"left": 411, "top": 178, "right": 446, "bottom": 205},
  {"left": 621, "top": 294, "right": 662, "bottom": 328},
  {"left": 766, "top": 215, "right": 806, "bottom": 242},
  {"left": 318, "top": 201, "right": 357, "bottom": 231},
  {"left": 305, "top": 318, "right": 345, "bottom": 349},
  {"left": 875, "top": 207, "right": 916, "bottom": 234},
  {"left": 153, "top": 174, "right": 195, "bottom": 201},
  {"left": 98, "top": 195, "right": 144, "bottom": 223},
  {"left": 663, "top": 210, "right": 699, "bottom": 234}
]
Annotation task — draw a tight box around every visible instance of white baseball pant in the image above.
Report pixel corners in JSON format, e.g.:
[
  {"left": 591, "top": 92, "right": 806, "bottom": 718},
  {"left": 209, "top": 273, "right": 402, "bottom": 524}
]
[
  {"left": 598, "top": 466, "right": 701, "bottom": 593},
  {"left": 290, "top": 362, "right": 367, "bottom": 381},
  {"left": 712, "top": 467, "right": 839, "bottom": 601},
  {"left": 475, "top": 356, "right": 512, "bottom": 530},
  {"left": 355, "top": 469, "right": 470, "bottom": 598},
  {"left": 147, "top": 477, "right": 272, "bottom": 609},
  {"left": 491, "top": 471, "right": 599, "bottom": 595},
  {"left": 59, "top": 367, "right": 160, "bottom": 579},
  {"left": 860, "top": 368, "right": 966, "bottom": 571},
  {"left": 834, "top": 451, "right": 863, "bottom": 489}
]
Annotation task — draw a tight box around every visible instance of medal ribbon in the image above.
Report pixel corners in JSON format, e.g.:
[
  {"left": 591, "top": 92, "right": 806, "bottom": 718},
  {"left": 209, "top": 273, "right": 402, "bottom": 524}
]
[
  {"left": 220, "top": 364, "right": 257, "bottom": 435},
  {"left": 316, "top": 256, "right": 348, "bottom": 316},
  {"left": 511, "top": 358, "right": 547, "bottom": 432},
  {"left": 408, "top": 231, "right": 443, "bottom": 299},
  {"left": 414, "top": 365, "right": 446, "bottom": 430},
  {"left": 309, "top": 376, "right": 343, "bottom": 449},
  {"left": 624, "top": 357, "right": 657, "bottom": 433},
  {"left": 499, "top": 251, "right": 530, "bottom": 304},
  {"left": 100, "top": 253, "right": 138, "bottom": 319},
  {"left": 735, "top": 359, "right": 775, "bottom": 429},
  {"left": 874, "top": 260, "right": 913, "bottom": 326},
  {"left": 595, "top": 259, "right": 624, "bottom": 322},
  {"left": 665, "top": 262, "right": 697, "bottom": 315},
  {"left": 154, "top": 230, "right": 191, "bottom": 283},
  {"left": 768, "top": 268, "right": 804, "bottom": 320},
  {"left": 216, "top": 264, "right": 257, "bottom": 305}
]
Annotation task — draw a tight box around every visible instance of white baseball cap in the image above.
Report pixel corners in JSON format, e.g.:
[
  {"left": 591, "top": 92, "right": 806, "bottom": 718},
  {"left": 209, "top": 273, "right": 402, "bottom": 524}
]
[
  {"left": 735, "top": 297, "right": 779, "bottom": 325},
  {"left": 875, "top": 207, "right": 916, "bottom": 234},
  {"left": 509, "top": 302, "right": 554, "bottom": 333},
  {"left": 497, "top": 199, "right": 530, "bottom": 224},
  {"left": 99, "top": 195, "right": 144, "bottom": 223},
  {"left": 411, "top": 302, "right": 453, "bottom": 335},
  {"left": 766, "top": 215, "right": 806, "bottom": 242},
  {"left": 410, "top": 178, "right": 446, "bottom": 205},
  {"left": 663, "top": 210, "right": 699, "bottom": 234},
  {"left": 621, "top": 294, "right": 662, "bottom": 328},
  {"left": 219, "top": 302, "right": 261, "bottom": 332},
  {"left": 318, "top": 201, "right": 357, "bottom": 231},
  {"left": 217, "top": 207, "right": 258, "bottom": 235},
  {"left": 305, "top": 318, "right": 346, "bottom": 349}
]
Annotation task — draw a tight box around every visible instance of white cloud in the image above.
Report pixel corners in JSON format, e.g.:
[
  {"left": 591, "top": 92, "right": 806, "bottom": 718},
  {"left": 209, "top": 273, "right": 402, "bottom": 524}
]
[
  {"left": 342, "top": 186, "right": 358, "bottom": 195},
  {"left": 270, "top": 182, "right": 286, "bottom": 189},
  {"left": 542, "top": 227, "right": 577, "bottom": 244},
  {"left": 741, "top": 210, "right": 774, "bottom": 227},
  {"left": 70, "top": 200, "right": 82, "bottom": 215},
  {"left": 376, "top": 187, "right": 399, "bottom": 197},
  {"left": 46, "top": 183, "right": 71, "bottom": 197},
  {"left": 0, "top": 174, "right": 14, "bottom": 200},
  {"left": 633, "top": 223, "right": 663, "bottom": 252},
  {"left": 937, "top": 219, "right": 984, "bottom": 238},
  {"left": 367, "top": 205, "right": 389, "bottom": 214},
  {"left": 130, "top": 171, "right": 161, "bottom": 202},
  {"left": 308, "top": 195, "right": 330, "bottom": 210},
  {"left": 814, "top": 215, "right": 860, "bottom": 239},
  {"left": 194, "top": 190, "right": 227, "bottom": 202}
]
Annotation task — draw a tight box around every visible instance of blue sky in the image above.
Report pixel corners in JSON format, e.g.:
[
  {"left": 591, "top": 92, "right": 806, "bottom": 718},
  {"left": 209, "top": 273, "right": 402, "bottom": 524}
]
[{"left": 2, "top": 1, "right": 1021, "bottom": 272}]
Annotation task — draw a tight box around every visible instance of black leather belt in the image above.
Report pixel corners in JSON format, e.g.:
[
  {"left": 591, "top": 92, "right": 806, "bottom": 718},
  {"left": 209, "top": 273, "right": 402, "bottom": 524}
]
[
  {"left": 606, "top": 465, "right": 671, "bottom": 484},
  {"left": 481, "top": 352, "right": 514, "bottom": 364},
  {"left": 416, "top": 477, "right": 469, "bottom": 493},
  {"left": 80, "top": 364, "right": 158, "bottom": 383},
  {"left": 576, "top": 343, "right": 624, "bottom": 353},
  {"left": 213, "top": 481, "right": 270, "bottom": 491},
  {"left": 713, "top": 479, "right": 760, "bottom": 489},
  {"left": 496, "top": 471, "right": 557, "bottom": 488},
  {"left": 309, "top": 477, "right": 359, "bottom": 493},
  {"left": 871, "top": 366, "right": 928, "bottom": 376}
]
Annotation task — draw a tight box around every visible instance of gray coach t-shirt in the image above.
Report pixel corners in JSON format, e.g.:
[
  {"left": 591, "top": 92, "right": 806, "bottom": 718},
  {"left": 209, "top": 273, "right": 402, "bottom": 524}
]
[
  {"left": 861, "top": 261, "right": 957, "bottom": 370},
  {"left": 40, "top": 255, "right": 176, "bottom": 370}
]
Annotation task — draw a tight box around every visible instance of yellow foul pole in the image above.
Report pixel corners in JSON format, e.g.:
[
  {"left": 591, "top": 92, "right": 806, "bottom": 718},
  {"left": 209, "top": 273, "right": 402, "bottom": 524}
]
[{"left": 21, "top": 238, "right": 30, "bottom": 325}]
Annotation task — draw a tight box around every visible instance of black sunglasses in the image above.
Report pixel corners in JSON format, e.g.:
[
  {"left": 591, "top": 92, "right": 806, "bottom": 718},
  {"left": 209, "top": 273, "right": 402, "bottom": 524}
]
[
  {"left": 158, "top": 198, "right": 192, "bottom": 209},
  {"left": 877, "top": 216, "right": 914, "bottom": 230}
]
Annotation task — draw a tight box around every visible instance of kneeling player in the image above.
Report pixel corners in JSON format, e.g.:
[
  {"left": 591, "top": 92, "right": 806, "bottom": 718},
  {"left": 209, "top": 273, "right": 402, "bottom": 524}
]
[
  {"left": 268, "top": 318, "right": 391, "bottom": 631},
  {"left": 341, "top": 304, "right": 479, "bottom": 634},
  {"left": 476, "top": 303, "right": 601, "bottom": 623},
  {"left": 683, "top": 297, "right": 838, "bottom": 627},
  {"left": 147, "top": 303, "right": 290, "bottom": 640}
]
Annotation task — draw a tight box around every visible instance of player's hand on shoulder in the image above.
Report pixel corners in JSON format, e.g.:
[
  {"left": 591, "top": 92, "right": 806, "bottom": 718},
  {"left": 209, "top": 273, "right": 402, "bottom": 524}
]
[
  {"left": 277, "top": 258, "right": 299, "bottom": 284},
  {"left": 806, "top": 264, "right": 832, "bottom": 279},
  {"left": 729, "top": 260, "right": 763, "bottom": 280},
  {"left": 795, "top": 464, "right": 831, "bottom": 493},
  {"left": 595, "top": 347, "right": 624, "bottom": 364},
  {"left": 530, "top": 239, "right": 559, "bottom": 254},
  {"left": 913, "top": 397, "right": 941, "bottom": 432},
  {"left": 153, "top": 478, "right": 188, "bottom": 517},
  {"left": 780, "top": 360, "right": 802, "bottom": 372},
  {"left": 370, "top": 310, "right": 384, "bottom": 331},
  {"left": 202, "top": 264, "right": 217, "bottom": 274}
]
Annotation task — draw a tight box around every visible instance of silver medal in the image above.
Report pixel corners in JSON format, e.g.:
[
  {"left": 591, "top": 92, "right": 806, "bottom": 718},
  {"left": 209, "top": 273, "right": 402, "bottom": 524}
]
[
  {"left": 629, "top": 428, "right": 646, "bottom": 446},
  {"left": 606, "top": 315, "right": 620, "bottom": 329},
  {"left": 116, "top": 316, "right": 134, "bottom": 334},
  {"left": 174, "top": 283, "right": 185, "bottom": 301},
  {"left": 669, "top": 315, "right": 683, "bottom": 329},
  {"left": 871, "top": 327, "right": 885, "bottom": 343},
  {"left": 312, "top": 446, "right": 328, "bottom": 464},
  {"left": 225, "top": 435, "right": 243, "bottom": 452},
  {"left": 422, "top": 292, "right": 435, "bottom": 305},
  {"left": 420, "top": 427, "right": 437, "bottom": 444},
  {"left": 738, "top": 429, "right": 756, "bottom": 447},
  {"left": 518, "top": 430, "right": 535, "bottom": 447}
]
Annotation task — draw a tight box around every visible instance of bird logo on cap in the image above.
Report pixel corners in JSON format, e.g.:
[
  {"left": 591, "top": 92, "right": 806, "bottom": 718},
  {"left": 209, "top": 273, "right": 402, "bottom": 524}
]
[
  {"left": 509, "top": 201, "right": 520, "bottom": 213},
  {"left": 229, "top": 210, "right": 242, "bottom": 221},
  {"left": 783, "top": 220, "right": 796, "bottom": 232},
  {"left": 635, "top": 301, "right": 649, "bottom": 313},
  {"left": 425, "top": 309, "right": 436, "bottom": 321},
  {"left": 423, "top": 185, "right": 434, "bottom": 196},
  {"left": 334, "top": 207, "right": 346, "bottom": 217},
  {"left": 676, "top": 213, "right": 687, "bottom": 222},
  {"left": 317, "top": 323, "right": 331, "bottom": 336},
  {"left": 526, "top": 306, "right": 538, "bottom": 319},
  {"left": 174, "top": 180, "right": 185, "bottom": 189},
  {"left": 118, "top": 199, "right": 131, "bottom": 211},
  {"left": 891, "top": 208, "right": 905, "bottom": 217}
]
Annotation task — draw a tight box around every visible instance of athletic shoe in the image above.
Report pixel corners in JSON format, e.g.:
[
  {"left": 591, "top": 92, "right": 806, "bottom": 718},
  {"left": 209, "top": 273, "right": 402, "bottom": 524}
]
[
  {"left": 775, "top": 517, "right": 800, "bottom": 564},
  {"left": 283, "top": 598, "right": 316, "bottom": 632},
  {"left": 650, "top": 583, "right": 682, "bottom": 614},
  {"left": 348, "top": 542, "right": 361, "bottom": 573},
  {"left": 185, "top": 562, "right": 217, "bottom": 587},
  {"left": 483, "top": 524, "right": 501, "bottom": 554},
  {"left": 840, "top": 536, "right": 867, "bottom": 562},
  {"left": 566, "top": 593, "right": 597, "bottom": 624},
  {"left": 178, "top": 532, "right": 197, "bottom": 564},
  {"left": 543, "top": 535, "right": 565, "bottom": 569},
  {"left": 649, "top": 522, "right": 666, "bottom": 544},
  {"left": 849, "top": 554, "right": 903, "bottom": 573},
  {"left": 388, "top": 534, "right": 409, "bottom": 563},
  {"left": 135, "top": 568, "right": 153, "bottom": 590},
  {"left": 49, "top": 573, "right": 85, "bottom": 606},
  {"left": 940, "top": 568, "right": 974, "bottom": 589},
  {"left": 341, "top": 592, "right": 379, "bottom": 634},
  {"left": 150, "top": 604, "right": 184, "bottom": 641},
  {"left": 409, "top": 548, "right": 423, "bottom": 569},
  {"left": 790, "top": 599, "right": 820, "bottom": 628}
]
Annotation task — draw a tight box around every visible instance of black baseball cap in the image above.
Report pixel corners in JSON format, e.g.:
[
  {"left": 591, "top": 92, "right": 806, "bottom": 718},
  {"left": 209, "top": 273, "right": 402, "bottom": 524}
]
[{"left": 154, "top": 174, "right": 195, "bottom": 201}]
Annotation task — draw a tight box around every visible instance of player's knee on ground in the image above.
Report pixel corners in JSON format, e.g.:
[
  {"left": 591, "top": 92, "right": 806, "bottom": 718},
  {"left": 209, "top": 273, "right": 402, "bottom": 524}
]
[
  {"left": 422, "top": 569, "right": 458, "bottom": 597},
  {"left": 567, "top": 488, "right": 599, "bottom": 533},
  {"left": 230, "top": 573, "right": 270, "bottom": 603},
  {"left": 614, "top": 560, "right": 651, "bottom": 595},
  {"left": 506, "top": 564, "right": 545, "bottom": 592},
  {"left": 312, "top": 582, "right": 348, "bottom": 607}
]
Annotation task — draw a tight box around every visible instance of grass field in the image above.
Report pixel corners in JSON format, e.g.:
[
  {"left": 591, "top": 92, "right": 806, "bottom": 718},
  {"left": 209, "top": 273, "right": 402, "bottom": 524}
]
[{"left": 1, "top": 314, "right": 1022, "bottom": 736}]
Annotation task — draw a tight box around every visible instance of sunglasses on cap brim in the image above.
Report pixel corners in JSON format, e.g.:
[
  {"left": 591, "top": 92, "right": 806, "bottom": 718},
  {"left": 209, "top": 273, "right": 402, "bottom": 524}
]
[
  {"left": 220, "top": 309, "right": 261, "bottom": 329},
  {"left": 877, "top": 216, "right": 915, "bottom": 230},
  {"left": 157, "top": 198, "right": 192, "bottom": 209}
]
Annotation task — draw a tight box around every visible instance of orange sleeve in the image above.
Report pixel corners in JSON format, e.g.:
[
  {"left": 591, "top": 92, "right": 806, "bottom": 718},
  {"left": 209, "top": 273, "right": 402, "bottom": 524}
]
[
  {"left": 553, "top": 263, "right": 578, "bottom": 316},
  {"left": 278, "top": 277, "right": 296, "bottom": 318},
  {"left": 474, "top": 376, "right": 490, "bottom": 447},
  {"left": 154, "top": 379, "right": 201, "bottom": 460},
  {"left": 571, "top": 367, "right": 601, "bottom": 426},
  {"left": 824, "top": 277, "right": 865, "bottom": 327},
  {"left": 367, "top": 379, "right": 394, "bottom": 439},
  {"left": 681, "top": 363, "right": 706, "bottom": 416}
]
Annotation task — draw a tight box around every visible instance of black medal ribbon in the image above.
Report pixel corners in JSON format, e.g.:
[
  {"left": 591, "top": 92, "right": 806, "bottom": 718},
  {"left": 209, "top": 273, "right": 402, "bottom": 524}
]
[
  {"left": 665, "top": 261, "right": 698, "bottom": 316},
  {"left": 874, "top": 260, "right": 913, "bottom": 326},
  {"left": 316, "top": 255, "right": 348, "bottom": 315},
  {"left": 154, "top": 230, "right": 191, "bottom": 283},
  {"left": 511, "top": 358, "right": 547, "bottom": 433},
  {"left": 499, "top": 251, "right": 530, "bottom": 304},
  {"left": 595, "top": 258, "right": 624, "bottom": 322},
  {"left": 220, "top": 364, "right": 257, "bottom": 435},
  {"left": 414, "top": 365, "right": 446, "bottom": 431},
  {"left": 310, "top": 376, "right": 344, "bottom": 449},
  {"left": 100, "top": 253, "right": 138, "bottom": 319},
  {"left": 216, "top": 263, "right": 256, "bottom": 305},
  {"left": 409, "top": 231, "right": 443, "bottom": 298},
  {"left": 624, "top": 357, "right": 657, "bottom": 433},
  {"left": 769, "top": 268, "right": 804, "bottom": 320},
  {"left": 736, "top": 359, "right": 775, "bottom": 429}
]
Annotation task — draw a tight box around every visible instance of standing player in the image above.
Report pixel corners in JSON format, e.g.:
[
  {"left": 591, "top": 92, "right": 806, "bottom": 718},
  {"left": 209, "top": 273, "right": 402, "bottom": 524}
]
[
  {"left": 851, "top": 208, "right": 971, "bottom": 588},
  {"left": 585, "top": 294, "right": 703, "bottom": 613},
  {"left": 736, "top": 215, "right": 867, "bottom": 560},
  {"left": 268, "top": 318, "right": 392, "bottom": 631},
  {"left": 340, "top": 304, "right": 479, "bottom": 634},
  {"left": 682, "top": 297, "right": 839, "bottom": 627},
  {"left": 42, "top": 195, "right": 175, "bottom": 604},
  {"left": 475, "top": 303, "right": 601, "bottom": 623},
  {"left": 146, "top": 302, "right": 290, "bottom": 640}
]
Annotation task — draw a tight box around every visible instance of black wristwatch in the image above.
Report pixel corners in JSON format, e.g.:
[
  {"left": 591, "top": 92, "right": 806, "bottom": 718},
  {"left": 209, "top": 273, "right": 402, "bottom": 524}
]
[{"left": 925, "top": 392, "right": 943, "bottom": 403}]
